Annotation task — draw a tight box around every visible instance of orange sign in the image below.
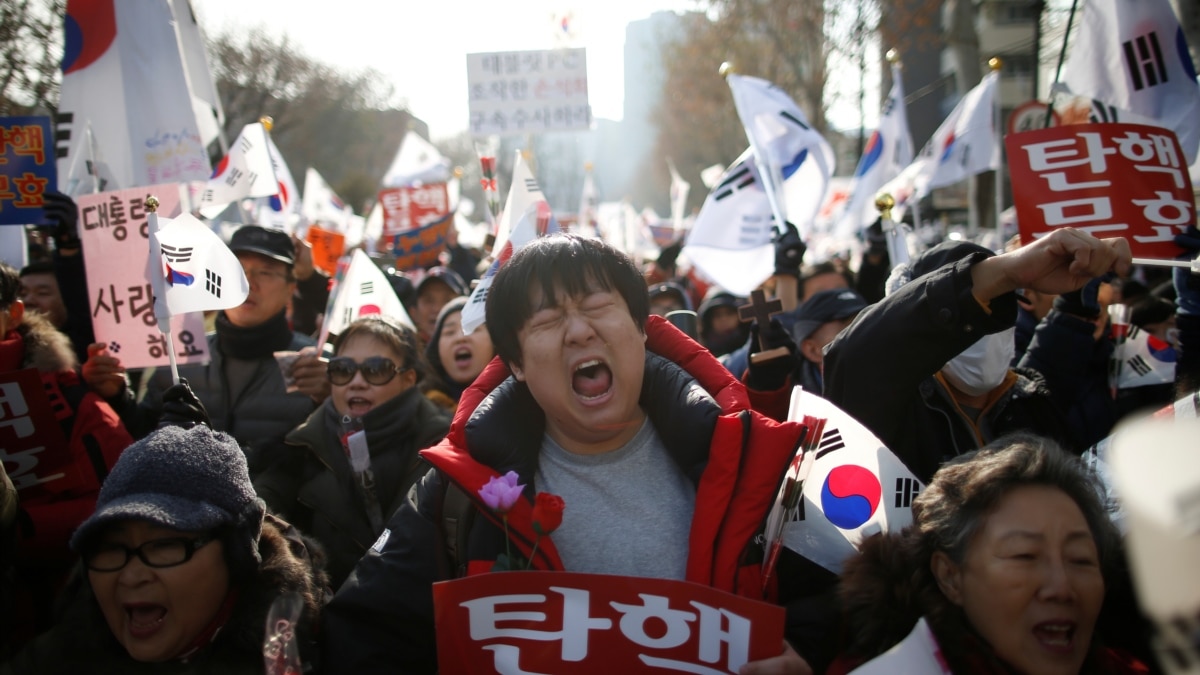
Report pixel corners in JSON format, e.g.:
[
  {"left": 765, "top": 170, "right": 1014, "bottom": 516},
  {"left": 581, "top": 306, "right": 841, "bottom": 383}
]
[{"left": 306, "top": 226, "right": 345, "bottom": 276}]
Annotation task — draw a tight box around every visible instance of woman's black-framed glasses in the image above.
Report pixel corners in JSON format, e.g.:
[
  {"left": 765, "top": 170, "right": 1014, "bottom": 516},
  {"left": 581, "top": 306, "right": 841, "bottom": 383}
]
[
  {"left": 84, "top": 534, "right": 216, "bottom": 572},
  {"left": 326, "top": 356, "right": 406, "bottom": 386}
]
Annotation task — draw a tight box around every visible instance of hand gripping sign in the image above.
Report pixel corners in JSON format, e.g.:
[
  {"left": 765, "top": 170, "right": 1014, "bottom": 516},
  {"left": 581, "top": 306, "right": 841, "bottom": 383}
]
[
  {"left": 433, "top": 572, "right": 784, "bottom": 674},
  {"left": 1006, "top": 122, "right": 1194, "bottom": 260}
]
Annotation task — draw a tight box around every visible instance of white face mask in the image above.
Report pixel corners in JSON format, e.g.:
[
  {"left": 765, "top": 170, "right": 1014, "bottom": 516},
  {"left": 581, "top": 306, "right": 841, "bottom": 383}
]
[{"left": 941, "top": 328, "right": 1015, "bottom": 397}]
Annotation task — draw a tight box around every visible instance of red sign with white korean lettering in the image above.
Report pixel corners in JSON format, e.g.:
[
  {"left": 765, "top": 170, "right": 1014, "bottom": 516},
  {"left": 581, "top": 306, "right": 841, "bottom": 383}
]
[
  {"left": 0, "top": 368, "right": 73, "bottom": 501},
  {"left": 379, "top": 183, "right": 450, "bottom": 238},
  {"left": 433, "top": 571, "right": 785, "bottom": 674},
  {"left": 1006, "top": 123, "right": 1192, "bottom": 259}
]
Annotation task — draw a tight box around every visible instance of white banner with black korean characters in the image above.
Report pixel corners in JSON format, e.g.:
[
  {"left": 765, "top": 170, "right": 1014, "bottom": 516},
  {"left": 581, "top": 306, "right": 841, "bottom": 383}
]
[
  {"left": 466, "top": 48, "right": 591, "bottom": 136},
  {"left": 79, "top": 184, "right": 210, "bottom": 370}
]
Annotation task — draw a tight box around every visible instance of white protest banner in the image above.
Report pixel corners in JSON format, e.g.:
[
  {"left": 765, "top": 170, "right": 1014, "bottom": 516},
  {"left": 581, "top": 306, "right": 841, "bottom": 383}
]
[
  {"left": 433, "top": 571, "right": 784, "bottom": 674},
  {"left": 848, "top": 617, "right": 951, "bottom": 674},
  {"left": 467, "top": 48, "right": 591, "bottom": 136},
  {"left": 79, "top": 184, "right": 210, "bottom": 370}
]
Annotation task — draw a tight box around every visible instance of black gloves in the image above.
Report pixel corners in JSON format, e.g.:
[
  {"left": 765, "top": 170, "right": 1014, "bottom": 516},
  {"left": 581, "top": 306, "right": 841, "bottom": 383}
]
[
  {"left": 773, "top": 221, "right": 806, "bottom": 278},
  {"left": 1053, "top": 276, "right": 1105, "bottom": 320},
  {"left": 41, "top": 191, "right": 81, "bottom": 251},
  {"left": 745, "top": 318, "right": 798, "bottom": 391},
  {"left": 157, "top": 378, "right": 212, "bottom": 430}
]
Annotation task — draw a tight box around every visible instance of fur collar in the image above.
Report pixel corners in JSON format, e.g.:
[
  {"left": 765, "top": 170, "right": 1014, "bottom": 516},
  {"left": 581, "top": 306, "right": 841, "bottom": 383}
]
[{"left": 13, "top": 312, "right": 78, "bottom": 373}]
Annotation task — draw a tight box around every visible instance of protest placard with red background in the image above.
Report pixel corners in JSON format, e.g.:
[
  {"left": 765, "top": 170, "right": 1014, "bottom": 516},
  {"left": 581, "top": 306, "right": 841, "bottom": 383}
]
[
  {"left": 0, "top": 368, "right": 71, "bottom": 500},
  {"left": 1006, "top": 123, "right": 1193, "bottom": 260},
  {"left": 434, "top": 571, "right": 784, "bottom": 674}
]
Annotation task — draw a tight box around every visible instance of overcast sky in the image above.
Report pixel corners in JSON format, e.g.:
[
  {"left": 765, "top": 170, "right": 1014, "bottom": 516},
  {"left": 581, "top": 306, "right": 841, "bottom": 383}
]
[{"left": 193, "top": 0, "right": 701, "bottom": 140}]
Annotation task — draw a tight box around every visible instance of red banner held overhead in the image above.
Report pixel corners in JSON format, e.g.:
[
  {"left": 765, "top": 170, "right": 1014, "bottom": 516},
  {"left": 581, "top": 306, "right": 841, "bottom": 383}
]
[
  {"left": 434, "top": 571, "right": 785, "bottom": 674},
  {"left": 378, "top": 183, "right": 450, "bottom": 238},
  {"left": 1006, "top": 123, "right": 1193, "bottom": 260}
]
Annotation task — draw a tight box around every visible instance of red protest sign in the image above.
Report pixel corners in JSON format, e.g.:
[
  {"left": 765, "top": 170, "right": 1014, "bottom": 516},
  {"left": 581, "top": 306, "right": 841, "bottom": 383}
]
[
  {"left": 433, "top": 571, "right": 785, "bottom": 674},
  {"left": 0, "top": 368, "right": 74, "bottom": 501},
  {"left": 1006, "top": 123, "right": 1193, "bottom": 259},
  {"left": 379, "top": 183, "right": 450, "bottom": 238}
]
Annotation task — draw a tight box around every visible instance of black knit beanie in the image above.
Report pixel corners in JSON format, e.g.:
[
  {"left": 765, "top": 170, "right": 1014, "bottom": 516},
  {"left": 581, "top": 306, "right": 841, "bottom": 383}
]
[{"left": 70, "top": 425, "right": 265, "bottom": 576}]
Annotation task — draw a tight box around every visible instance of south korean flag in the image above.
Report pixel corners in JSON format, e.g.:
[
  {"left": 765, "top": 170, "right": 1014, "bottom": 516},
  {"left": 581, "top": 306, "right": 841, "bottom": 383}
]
[
  {"left": 149, "top": 212, "right": 248, "bottom": 317},
  {"left": 772, "top": 387, "right": 924, "bottom": 574}
]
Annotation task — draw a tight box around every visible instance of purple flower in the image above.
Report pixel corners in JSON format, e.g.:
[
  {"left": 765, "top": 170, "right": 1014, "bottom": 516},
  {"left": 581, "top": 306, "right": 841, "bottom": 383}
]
[{"left": 478, "top": 471, "right": 524, "bottom": 514}]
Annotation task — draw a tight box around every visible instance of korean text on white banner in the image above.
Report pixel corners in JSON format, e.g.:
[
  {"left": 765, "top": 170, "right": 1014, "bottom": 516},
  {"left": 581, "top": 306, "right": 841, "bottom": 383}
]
[
  {"left": 1060, "top": 0, "right": 1200, "bottom": 164},
  {"left": 1006, "top": 122, "right": 1193, "bottom": 260},
  {"left": 79, "top": 185, "right": 211, "bottom": 370},
  {"left": 776, "top": 387, "right": 923, "bottom": 575},
  {"left": 56, "top": 0, "right": 211, "bottom": 190},
  {"left": 460, "top": 151, "right": 560, "bottom": 334},
  {"left": 466, "top": 48, "right": 591, "bottom": 136}
]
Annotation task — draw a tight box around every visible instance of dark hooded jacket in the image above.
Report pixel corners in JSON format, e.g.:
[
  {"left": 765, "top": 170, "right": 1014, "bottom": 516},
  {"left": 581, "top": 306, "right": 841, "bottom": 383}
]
[{"left": 823, "top": 245, "right": 1071, "bottom": 483}]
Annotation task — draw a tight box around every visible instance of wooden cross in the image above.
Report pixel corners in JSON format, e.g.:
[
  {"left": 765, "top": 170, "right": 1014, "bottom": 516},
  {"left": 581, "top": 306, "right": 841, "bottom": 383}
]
[{"left": 739, "top": 289, "right": 791, "bottom": 365}]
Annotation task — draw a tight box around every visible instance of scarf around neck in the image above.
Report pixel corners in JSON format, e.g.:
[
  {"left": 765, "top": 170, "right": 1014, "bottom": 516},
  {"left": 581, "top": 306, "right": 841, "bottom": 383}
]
[{"left": 216, "top": 310, "right": 295, "bottom": 359}]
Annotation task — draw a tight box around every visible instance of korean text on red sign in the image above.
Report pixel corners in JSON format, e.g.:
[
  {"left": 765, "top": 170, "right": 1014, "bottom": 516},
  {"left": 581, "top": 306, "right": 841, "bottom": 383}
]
[
  {"left": 78, "top": 184, "right": 211, "bottom": 370},
  {"left": 0, "top": 116, "right": 55, "bottom": 226},
  {"left": 379, "top": 184, "right": 450, "bottom": 238},
  {"left": 1006, "top": 122, "right": 1194, "bottom": 259},
  {"left": 433, "top": 571, "right": 784, "bottom": 674},
  {"left": 0, "top": 368, "right": 71, "bottom": 501}
]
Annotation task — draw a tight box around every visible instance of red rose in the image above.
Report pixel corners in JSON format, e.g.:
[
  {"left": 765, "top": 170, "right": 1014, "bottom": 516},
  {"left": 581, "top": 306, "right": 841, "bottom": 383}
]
[{"left": 531, "top": 493, "right": 565, "bottom": 536}]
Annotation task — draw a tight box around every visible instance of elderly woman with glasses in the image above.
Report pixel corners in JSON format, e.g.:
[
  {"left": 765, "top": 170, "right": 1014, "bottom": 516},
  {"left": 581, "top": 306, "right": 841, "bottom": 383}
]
[
  {"left": 254, "top": 317, "right": 450, "bottom": 587},
  {"left": 0, "top": 424, "right": 329, "bottom": 674}
]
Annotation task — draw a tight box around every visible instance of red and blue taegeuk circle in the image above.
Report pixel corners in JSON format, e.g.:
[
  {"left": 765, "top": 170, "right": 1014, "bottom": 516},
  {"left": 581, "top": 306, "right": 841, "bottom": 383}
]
[{"left": 820, "top": 465, "right": 882, "bottom": 530}]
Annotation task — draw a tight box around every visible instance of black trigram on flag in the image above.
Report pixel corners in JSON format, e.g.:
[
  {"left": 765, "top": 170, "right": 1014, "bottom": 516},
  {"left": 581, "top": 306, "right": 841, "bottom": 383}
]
[
  {"left": 224, "top": 167, "right": 244, "bottom": 187},
  {"left": 779, "top": 109, "right": 811, "bottom": 130},
  {"left": 814, "top": 427, "right": 845, "bottom": 460},
  {"left": 1090, "top": 99, "right": 1121, "bottom": 123},
  {"left": 895, "top": 477, "right": 920, "bottom": 508},
  {"left": 54, "top": 111, "right": 73, "bottom": 160},
  {"left": 205, "top": 269, "right": 222, "bottom": 297},
  {"left": 239, "top": 135, "right": 253, "bottom": 153},
  {"left": 524, "top": 178, "right": 540, "bottom": 193},
  {"left": 1123, "top": 32, "right": 1168, "bottom": 91},
  {"left": 713, "top": 164, "right": 756, "bottom": 202},
  {"left": 160, "top": 244, "right": 193, "bottom": 264},
  {"left": 1127, "top": 354, "right": 1152, "bottom": 376},
  {"left": 360, "top": 281, "right": 374, "bottom": 295}
]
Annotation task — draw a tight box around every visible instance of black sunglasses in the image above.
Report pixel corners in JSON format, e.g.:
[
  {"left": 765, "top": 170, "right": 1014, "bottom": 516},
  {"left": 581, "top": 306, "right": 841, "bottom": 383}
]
[{"left": 326, "top": 356, "right": 407, "bottom": 386}]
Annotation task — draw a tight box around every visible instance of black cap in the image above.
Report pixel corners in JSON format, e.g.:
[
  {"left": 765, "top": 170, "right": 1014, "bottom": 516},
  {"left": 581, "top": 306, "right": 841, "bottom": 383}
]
[
  {"left": 416, "top": 266, "right": 468, "bottom": 298},
  {"left": 791, "top": 288, "right": 867, "bottom": 342},
  {"left": 229, "top": 225, "right": 294, "bottom": 266}
]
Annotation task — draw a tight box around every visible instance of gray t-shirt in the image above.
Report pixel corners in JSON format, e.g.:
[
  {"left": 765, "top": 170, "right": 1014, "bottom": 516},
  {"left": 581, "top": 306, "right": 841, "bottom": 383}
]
[{"left": 534, "top": 418, "right": 696, "bottom": 579}]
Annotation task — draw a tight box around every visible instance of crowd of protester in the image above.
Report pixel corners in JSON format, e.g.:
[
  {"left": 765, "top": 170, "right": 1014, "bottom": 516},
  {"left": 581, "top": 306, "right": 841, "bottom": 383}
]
[{"left": 0, "top": 188, "right": 1196, "bottom": 674}]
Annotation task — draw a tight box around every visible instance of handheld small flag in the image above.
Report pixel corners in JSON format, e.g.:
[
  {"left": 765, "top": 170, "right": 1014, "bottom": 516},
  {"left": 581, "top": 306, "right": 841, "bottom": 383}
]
[
  {"left": 318, "top": 249, "right": 414, "bottom": 348},
  {"left": 197, "top": 121, "right": 278, "bottom": 218}
]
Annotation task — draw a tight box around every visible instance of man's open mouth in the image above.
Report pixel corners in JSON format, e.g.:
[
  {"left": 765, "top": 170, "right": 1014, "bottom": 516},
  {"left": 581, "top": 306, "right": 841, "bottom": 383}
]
[{"left": 572, "top": 358, "right": 613, "bottom": 400}]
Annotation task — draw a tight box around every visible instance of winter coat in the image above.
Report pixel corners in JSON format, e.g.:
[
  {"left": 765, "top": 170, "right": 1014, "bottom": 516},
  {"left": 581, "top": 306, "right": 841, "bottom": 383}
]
[
  {"left": 0, "top": 314, "right": 132, "bottom": 561},
  {"left": 0, "top": 514, "right": 330, "bottom": 675},
  {"left": 823, "top": 252, "right": 1071, "bottom": 483},
  {"left": 254, "top": 388, "right": 450, "bottom": 587},
  {"left": 321, "top": 315, "right": 838, "bottom": 674}
]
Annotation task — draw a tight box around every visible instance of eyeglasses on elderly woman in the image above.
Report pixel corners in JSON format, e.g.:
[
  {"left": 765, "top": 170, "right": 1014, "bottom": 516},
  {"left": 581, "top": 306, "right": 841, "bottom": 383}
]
[
  {"left": 326, "top": 356, "right": 409, "bottom": 386},
  {"left": 84, "top": 534, "right": 217, "bottom": 572}
]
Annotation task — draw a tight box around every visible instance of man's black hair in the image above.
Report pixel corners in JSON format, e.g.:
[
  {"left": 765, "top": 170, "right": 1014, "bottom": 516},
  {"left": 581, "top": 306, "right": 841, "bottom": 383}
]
[
  {"left": 485, "top": 234, "right": 649, "bottom": 369},
  {"left": 0, "top": 262, "right": 20, "bottom": 308},
  {"left": 18, "top": 260, "right": 55, "bottom": 278}
]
